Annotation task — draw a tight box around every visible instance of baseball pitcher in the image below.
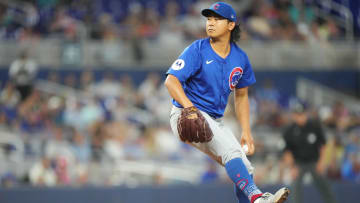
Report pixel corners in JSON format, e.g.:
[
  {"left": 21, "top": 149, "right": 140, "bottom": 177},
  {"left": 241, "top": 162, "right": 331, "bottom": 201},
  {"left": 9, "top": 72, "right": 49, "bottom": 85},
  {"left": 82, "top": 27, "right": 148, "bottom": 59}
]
[{"left": 164, "top": 2, "right": 289, "bottom": 203}]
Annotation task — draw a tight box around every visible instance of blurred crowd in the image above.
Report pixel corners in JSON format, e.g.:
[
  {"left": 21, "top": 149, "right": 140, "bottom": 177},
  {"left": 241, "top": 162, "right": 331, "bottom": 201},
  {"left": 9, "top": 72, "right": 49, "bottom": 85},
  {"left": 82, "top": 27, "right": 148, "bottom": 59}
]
[
  {"left": 0, "top": 0, "right": 360, "bottom": 189},
  {"left": 1, "top": 57, "right": 360, "bottom": 188},
  {"left": 0, "top": 0, "right": 355, "bottom": 44}
]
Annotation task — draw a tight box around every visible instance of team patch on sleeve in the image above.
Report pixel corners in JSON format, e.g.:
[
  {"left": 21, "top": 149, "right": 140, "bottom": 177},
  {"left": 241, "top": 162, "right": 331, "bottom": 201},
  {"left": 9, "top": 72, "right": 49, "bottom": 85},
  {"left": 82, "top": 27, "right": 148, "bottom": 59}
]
[
  {"left": 171, "top": 59, "right": 185, "bottom": 70},
  {"left": 229, "top": 67, "right": 243, "bottom": 90}
]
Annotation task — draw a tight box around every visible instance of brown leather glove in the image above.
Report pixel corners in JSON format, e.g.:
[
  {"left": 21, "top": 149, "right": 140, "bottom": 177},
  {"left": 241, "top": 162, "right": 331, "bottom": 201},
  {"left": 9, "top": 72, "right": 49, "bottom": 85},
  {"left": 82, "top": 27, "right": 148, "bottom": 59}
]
[{"left": 177, "top": 106, "right": 213, "bottom": 143}]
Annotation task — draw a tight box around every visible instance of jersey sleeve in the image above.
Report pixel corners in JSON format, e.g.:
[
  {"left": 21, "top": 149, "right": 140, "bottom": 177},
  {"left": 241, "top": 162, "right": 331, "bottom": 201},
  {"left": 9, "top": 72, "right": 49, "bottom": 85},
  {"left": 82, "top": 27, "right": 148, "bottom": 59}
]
[
  {"left": 166, "top": 42, "right": 201, "bottom": 83},
  {"left": 236, "top": 53, "right": 256, "bottom": 88}
]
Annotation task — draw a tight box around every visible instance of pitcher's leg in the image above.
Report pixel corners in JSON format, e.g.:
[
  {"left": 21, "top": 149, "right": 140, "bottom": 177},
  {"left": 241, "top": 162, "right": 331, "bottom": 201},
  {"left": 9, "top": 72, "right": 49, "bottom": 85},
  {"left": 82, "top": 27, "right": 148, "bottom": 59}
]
[
  {"left": 234, "top": 174, "right": 256, "bottom": 203},
  {"left": 235, "top": 183, "right": 251, "bottom": 203},
  {"left": 169, "top": 106, "right": 289, "bottom": 203},
  {"left": 171, "top": 108, "right": 262, "bottom": 202}
]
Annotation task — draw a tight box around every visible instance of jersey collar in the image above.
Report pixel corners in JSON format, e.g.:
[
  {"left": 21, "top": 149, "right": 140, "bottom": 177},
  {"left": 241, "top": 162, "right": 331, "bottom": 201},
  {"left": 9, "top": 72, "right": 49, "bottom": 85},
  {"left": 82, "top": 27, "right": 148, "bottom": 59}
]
[{"left": 207, "top": 38, "right": 233, "bottom": 63}]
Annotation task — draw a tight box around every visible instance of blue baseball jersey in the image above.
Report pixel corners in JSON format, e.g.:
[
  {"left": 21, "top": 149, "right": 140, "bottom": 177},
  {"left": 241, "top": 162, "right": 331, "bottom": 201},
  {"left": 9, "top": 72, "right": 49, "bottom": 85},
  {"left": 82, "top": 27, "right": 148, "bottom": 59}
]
[{"left": 167, "top": 38, "right": 256, "bottom": 118}]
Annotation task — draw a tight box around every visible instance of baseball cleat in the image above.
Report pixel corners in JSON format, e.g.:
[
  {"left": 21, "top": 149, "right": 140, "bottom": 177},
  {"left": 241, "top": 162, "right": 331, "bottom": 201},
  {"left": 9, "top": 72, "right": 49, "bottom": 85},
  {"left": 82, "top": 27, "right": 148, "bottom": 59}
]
[{"left": 254, "top": 187, "right": 290, "bottom": 203}]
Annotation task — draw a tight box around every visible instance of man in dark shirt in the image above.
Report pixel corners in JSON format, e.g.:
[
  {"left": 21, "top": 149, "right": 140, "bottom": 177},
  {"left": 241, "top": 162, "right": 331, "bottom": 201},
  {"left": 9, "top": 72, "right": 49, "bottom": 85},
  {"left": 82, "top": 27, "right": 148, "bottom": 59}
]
[{"left": 282, "top": 102, "right": 336, "bottom": 203}]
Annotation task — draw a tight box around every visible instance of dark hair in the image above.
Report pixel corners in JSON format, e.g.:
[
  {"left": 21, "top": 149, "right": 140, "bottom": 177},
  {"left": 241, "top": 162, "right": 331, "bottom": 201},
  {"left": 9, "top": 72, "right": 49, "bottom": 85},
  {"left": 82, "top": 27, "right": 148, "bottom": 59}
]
[{"left": 230, "top": 23, "right": 241, "bottom": 43}]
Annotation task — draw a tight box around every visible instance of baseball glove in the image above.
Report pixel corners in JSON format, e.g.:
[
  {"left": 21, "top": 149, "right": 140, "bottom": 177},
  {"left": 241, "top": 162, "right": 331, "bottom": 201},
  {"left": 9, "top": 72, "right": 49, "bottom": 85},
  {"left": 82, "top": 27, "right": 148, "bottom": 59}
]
[{"left": 177, "top": 106, "right": 213, "bottom": 143}]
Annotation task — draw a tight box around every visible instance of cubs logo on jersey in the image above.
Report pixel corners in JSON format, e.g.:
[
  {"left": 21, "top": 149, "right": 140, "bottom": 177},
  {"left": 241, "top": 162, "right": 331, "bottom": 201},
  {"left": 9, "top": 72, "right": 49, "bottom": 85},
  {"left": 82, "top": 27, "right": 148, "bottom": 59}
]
[{"left": 229, "top": 67, "right": 243, "bottom": 90}]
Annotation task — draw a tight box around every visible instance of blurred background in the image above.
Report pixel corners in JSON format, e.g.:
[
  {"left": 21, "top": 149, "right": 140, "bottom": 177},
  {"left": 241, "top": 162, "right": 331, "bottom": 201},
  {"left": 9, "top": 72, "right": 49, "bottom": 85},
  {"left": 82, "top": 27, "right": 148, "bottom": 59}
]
[{"left": 0, "top": 0, "right": 359, "bottom": 202}]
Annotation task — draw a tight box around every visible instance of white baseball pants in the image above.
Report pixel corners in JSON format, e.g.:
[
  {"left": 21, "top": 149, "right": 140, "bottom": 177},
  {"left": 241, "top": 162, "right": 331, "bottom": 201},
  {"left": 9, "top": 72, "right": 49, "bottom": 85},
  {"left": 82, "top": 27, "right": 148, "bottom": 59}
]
[{"left": 169, "top": 105, "right": 254, "bottom": 174}]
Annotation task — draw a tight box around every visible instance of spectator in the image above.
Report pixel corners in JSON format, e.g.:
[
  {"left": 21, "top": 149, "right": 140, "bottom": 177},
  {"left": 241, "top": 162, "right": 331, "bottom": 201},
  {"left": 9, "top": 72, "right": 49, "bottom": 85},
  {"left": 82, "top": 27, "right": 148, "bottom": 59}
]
[
  {"left": 157, "top": 0, "right": 184, "bottom": 48},
  {"left": 63, "top": 73, "right": 78, "bottom": 88},
  {"left": 103, "top": 122, "right": 126, "bottom": 161},
  {"left": 1, "top": 172, "right": 17, "bottom": 188},
  {"left": 9, "top": 50, "right": 38, "bottom": 101},
  {"left": 138, "top": 72, "right": 160, "bottom": 102},
  {"left": 181, "top": 6, "right": 206, "bottom": 40},
  {"left": 323, "top": 101, "right": 350, "bottom": 132},
  {"left": 90, "top": 123, "right": 105, "bottom": 162},
  {"left": 138, "top": 6, "right": 160, "bottom": 40},
  {"left": 121, "top": 3, "right": 144, "bottom": 63},
  {"left": 323, "top": 136, "right": 344, "bottom": 180},
  {"left": 17, "top": 2, "right": 40, "bottom": 41},
  {"left": 0, "top": 110, "right": 8, "bottom": 129},
  {"left": 47, "top": 71, "right": 60, "bottom": 84},
  {"left": 79, "top": 70, "right": 95, "bottom": 91},
  {"left": 79, "top": 97, "right": 104, "bottom": 129},
  {"left": 118, "top": 74, "right": 136, "bottom": 105},
  {"left": 71, "top": 129, "right": 91, "bottom": 163},
  {"left": 17, "top": 89, "right": 45, "bottom": 134},
  {"left": 44, "top": 127, "right": 74, "bottom": 162},
  {"left": 28, "top": 157, "right": 56, "bottom": 187},
  {"left": 246, "top": 1, "right": 273, "bottom": 40},
  {"left": 95, "top": 13, "right": 123, "bottom": 64},
  {"left": 341, "top": 130, "right": 360, "bottom": 183},
  {"left": 49, "top": 7, "right": 79, "bottom": 39},
  {"left": 201, "top": 159, "right": 220, "bottom": 183},
  {"left": 91, "top": 72, "right": 122, "bottom": 99},
  {"left": 255, "top": 79, "right": 283, "bottom": 128},
  {"left": 0, "top": 81, "right": 21, "bottom": 110},
  {"left": 55, "top": 156, "right": 71, "bottom": 185},
  {"left": 63, "top": 98, "right": 85, "bottom": 130}
]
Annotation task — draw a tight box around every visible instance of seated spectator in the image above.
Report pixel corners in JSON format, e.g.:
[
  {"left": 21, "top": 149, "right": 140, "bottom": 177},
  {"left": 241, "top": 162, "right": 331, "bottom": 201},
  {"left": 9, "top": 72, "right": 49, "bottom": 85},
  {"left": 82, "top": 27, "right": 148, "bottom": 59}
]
[
  {"left": 323, "top": 136, "right": 344, "bottom": 180},
  {"left": 0, "top": 82, "right": 20, "bottom": 123},
  {"left": 47, "top": 71, "right": 60, "bottom": 84},
  {"left": 0, "top": 81, "right": 21, "bottom": 108},
  {"left": 17, "top": 90, "right": 45, "bottom": 134},
  {"left": 138, "top": 72, "right": 161, "bottom": 112},
  {"left": 157, "top": 0, "right": 184, "bottom": 48},
  {"left": 181, "top": 6, "right": 206, "bottom": 41},
  {"left": 201, "top": 159, "right": 220, "bottom": 184},
  {"left": 28, "top": 157, "right": 56, "bottom": 187},
  {"left": 254, "top": 79, "right": 284, "bottom": 128},
  {"left": 71, "top": 129, "right": 91, "bottom": 163},
  {"left": 8, "top": 50, "right": 38, "bottom": 102},
  {"left": 341, "top": 130, "right": 360, "bottom": 183},
  {"left": 1, "top": 172, "right": 17, "bottom": 188},
  {"left": 49, "top": 7, "right": 80, "bottom": 40},
  {"left": 90, "top": 72, "right": 122, "bottom": 99},
  {"left": 323, "top": 101, "right": 350, "bottom": 131},
  {"left": 63, "top": 73, "right": 78, "bottom": 89},
  {"left": 79, "top": 70, "right": 95, "bottom": 91},
  {"left": 44, "top": 127, "right": 74, "bottom": 162}
]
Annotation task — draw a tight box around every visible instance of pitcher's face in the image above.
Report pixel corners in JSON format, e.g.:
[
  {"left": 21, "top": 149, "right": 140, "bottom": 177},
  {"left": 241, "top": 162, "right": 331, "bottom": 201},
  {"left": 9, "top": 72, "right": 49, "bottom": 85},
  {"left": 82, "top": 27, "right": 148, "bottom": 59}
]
[{"left": 206, "top": 16, "right": 234, "bottom": 39}]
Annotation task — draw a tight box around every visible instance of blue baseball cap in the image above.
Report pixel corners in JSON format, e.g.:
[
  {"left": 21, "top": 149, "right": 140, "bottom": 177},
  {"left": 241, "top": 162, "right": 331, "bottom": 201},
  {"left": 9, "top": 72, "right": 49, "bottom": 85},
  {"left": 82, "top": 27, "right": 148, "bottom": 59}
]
[{"left": 201, "top": 2, "right": 237, "bottom": 22}]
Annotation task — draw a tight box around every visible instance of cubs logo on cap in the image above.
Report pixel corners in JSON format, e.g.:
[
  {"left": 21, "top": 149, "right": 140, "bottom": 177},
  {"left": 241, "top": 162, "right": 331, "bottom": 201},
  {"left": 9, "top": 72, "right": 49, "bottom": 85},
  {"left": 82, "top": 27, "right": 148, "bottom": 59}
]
[{"left": 201, "top": 2, "right": 237, "bottom": 22}]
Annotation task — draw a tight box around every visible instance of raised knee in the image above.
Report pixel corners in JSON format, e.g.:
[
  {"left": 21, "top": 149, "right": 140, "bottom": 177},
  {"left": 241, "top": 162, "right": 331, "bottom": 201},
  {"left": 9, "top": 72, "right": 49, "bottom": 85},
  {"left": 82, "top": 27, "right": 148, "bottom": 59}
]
[{"left": 222, "top": 149, "right": 243, "bottom": 165}]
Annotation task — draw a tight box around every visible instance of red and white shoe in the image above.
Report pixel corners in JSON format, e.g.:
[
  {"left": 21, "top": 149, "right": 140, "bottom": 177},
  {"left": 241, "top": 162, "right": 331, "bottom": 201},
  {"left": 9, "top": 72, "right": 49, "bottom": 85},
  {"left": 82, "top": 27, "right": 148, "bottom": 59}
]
[{"left": 254, "top": 187, "right": 290, "bottom": 203}]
